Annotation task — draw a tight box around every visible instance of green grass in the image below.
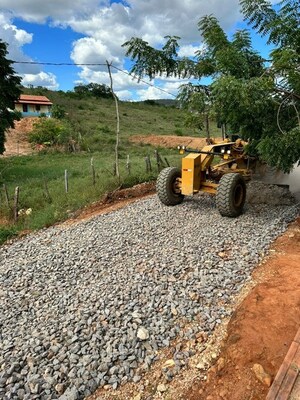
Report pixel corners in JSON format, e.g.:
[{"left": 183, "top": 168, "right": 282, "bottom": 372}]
[
  {"left": 0, "top": 89, "right": 223, "bottom": 244},
  {"left": 0, "top": 149, "right": 182, "bottom": 243}
]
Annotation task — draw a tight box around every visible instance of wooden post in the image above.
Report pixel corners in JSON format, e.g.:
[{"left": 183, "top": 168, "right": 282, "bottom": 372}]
[
  {"left": 155, "top": 150, "right": 162, "bottom": 172},
  {"left": 106, "top": 60, "right": 120, "bottom": 180},
  {"left": 13, "top": 186, "right": 19, "bottom": 222},
  {"left": 126, "top": 154, "right": 131, "bottom": 175},
  {"left": 64, "top": 169, "right": 68, "bottom": 193},
  {"left": 147, "top": 155, "right": 152, "bottom": 172},
  {"left": 145, "top": 157, "right": 149, "bottom": 173},
  {"left": 91, "top": 157, "right": 96, "bottom": 186}
]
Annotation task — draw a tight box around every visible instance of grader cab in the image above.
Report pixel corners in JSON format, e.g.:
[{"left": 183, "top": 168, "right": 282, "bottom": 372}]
[{"left": 156, "top": 138, "right": 255, "bottom": 217}]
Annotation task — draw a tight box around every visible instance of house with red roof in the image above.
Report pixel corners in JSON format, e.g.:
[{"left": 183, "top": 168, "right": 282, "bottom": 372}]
[{"left": 15, "top": 94, "right": 53, "bottom": 117}]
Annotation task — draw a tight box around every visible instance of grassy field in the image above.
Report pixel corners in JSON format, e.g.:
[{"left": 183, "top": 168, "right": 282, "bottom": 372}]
[{"left": 0, "top": 90, "right": 222, "bottom": 244}]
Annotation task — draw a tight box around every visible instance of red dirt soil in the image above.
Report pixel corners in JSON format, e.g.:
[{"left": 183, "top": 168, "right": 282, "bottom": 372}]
[
  {"left": 129, "top": 134, "right": 221, "bottom": 149},
  {"left": 3, "top": 117, "right": 38, "bottom": 157}
]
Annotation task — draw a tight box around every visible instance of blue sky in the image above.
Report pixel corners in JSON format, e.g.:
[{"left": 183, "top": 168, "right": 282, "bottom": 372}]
[{"left": 0, "top": 0, "right": 275, "bottom": 101}]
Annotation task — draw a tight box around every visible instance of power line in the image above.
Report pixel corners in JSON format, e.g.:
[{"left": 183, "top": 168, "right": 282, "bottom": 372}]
[
  {"left": 12, "top": 60, "right": 178, "bottom": 98},
  {"left": 111, "top": 65, "right": 177, "bottom": 98},
  {"left": 13, "top": 61, "right": 107, "bottom": 66}
]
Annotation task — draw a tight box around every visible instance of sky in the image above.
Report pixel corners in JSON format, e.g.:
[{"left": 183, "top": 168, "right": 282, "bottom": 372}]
[{"left": 0, "top": 0, "right": 276, "bottom": 101}]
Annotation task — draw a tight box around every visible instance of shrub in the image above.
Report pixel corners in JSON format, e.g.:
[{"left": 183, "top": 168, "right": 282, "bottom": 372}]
[
  {"left": 29, "top": 118, "right": 74, "bottom": 150},
  {"left": 0, "top": 227, "right": 17, "bottom": 245},
  {"left": 51, "top": 104, "right": 66, "bottom": 119},
  {"left": 174, "top": 128, "right": 183, "bottom": 136}
]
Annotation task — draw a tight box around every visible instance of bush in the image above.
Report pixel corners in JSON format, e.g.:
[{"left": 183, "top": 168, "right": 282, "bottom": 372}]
[
  {"left": 0, "top": 227, "right": 17, "bottom": 245},
  {"left": 29, "top": 118, "right": 74, "bottom": 150},
  {"left": 51, "top": 104, "right": 66, "bottom": 119},
  {"left": 174, "top": 128, "right": 183, "bottom": 136}
]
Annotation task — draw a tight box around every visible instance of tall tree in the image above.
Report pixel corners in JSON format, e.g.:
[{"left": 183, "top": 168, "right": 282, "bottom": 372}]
[
  {"left": 123, "top": 1, "right": 300, "bottom": 172},
  {"left": 74, "top": 83, "right": 114, "bottom": 99},
  {"left": 0, "top": 40, "right": 22, "bottom": 154}
]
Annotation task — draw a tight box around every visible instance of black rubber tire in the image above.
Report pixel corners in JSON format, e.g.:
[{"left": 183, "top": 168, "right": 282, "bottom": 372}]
[
  {"left": 216, "top": 173, "right": 246, "bottom": 217},
  {"left": 156, "top": 167, "right": 184, "bottom": 206}
]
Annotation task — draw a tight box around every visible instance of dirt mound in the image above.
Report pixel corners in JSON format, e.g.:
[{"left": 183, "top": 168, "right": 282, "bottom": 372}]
[
  {"left": 3, "top": 117, "right": 38, "bottom": 157},
  {"left": 130, "top": 135, "right": 221, "bottom": 149}
]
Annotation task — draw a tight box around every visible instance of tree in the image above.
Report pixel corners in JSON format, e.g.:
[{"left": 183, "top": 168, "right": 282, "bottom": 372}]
[
  {"left": 177, "top": 83, "right": 212, "bottom": 137},
  {"left": 123, "top": 0, "right": 300, "bottom": 172},
  {"left": 74, "top": 83, "right": 114, "bottom": 99},
  {"left": 0, "top": 40, "right": 22, "bottom": 154}
]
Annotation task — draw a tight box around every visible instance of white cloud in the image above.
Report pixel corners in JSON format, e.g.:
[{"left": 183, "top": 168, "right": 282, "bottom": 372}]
[
  {"left": 71, "top": 37, "right": 121, "bottom": 69},
  {"left": 0, "top": 15, "right": 37, "bottom": 75},
  {"left": 0, "top": 0, "right": 107, "bottom": 23},
  {"left": 178, "top": 45, "right": 204, "bottom": 58},
  {"left": 116, "top": 90, "right": 134, "bottom": 101},
  {"left": 21, "top": 72, "right": 59, "bottom": 90},
  {"left": 76, "top": 66, "right": 145, "bottom": 92},
  {"left": 0, "top": 0, "right": 245, "bottom": 99},
  {"left": 137, "top": 86, "right": 173, "bottom": 101},
  {"left": 66, "top": 0, "right": 241, "bottom": 99}
]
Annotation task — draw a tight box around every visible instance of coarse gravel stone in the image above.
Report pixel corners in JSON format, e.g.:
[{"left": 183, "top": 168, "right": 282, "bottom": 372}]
[{"left": 0, "top": 187, "right": 299, "bottom": 399}]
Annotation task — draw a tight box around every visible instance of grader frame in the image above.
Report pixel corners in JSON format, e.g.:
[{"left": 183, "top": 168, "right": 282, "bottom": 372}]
[{"left": 156, "top": 139, "right": 254, "bottom": 217}]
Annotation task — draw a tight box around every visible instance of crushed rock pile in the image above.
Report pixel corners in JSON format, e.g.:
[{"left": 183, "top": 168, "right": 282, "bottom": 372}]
[
  {"left": 246, "top": 180, "right": 296, "bottom": 206},
  {"left": 0, "top": 194, "right": 298, "bottom": 399}
]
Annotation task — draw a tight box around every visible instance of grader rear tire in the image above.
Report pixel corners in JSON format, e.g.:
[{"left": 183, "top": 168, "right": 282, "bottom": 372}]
[
  {"left": 156, "top": 167, "right": 184, "bottom": 206},
  {"left": 216, "top": 173, "right": 246, "bottom": 217}
]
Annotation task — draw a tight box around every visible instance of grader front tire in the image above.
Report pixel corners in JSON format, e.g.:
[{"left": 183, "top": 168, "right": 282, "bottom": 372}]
[
  {"left": 156, "top": 167, "right": 184, "bottom": 206},
  {"left": 216, "top": 173, "right": 246, "bottom": 217}
]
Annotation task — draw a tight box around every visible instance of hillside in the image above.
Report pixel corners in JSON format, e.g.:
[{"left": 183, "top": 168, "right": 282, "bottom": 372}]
[
  {"left": 3, "top": 88, "right": 222, "bottom": 158},
  {"left": 18, "top": 88, "right": 221, "bottom": 151},
  {"left": 20, "top": 88, "right": 195, "bottom": 148}
]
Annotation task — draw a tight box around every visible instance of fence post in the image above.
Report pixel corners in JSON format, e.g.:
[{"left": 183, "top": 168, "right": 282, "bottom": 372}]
[
  {"left": 65, "top": 170, "right": 68, "bottom": 193},
  {"left": 91, "top": 157, "right": 96, "bottom": 186},
  {"left": 13, "top": 186, "right": 19, "bottom": 222},
  {"left": 147, "top": 155, "right": 152, "bottom": 172},
  {"left": 126, "top": 154, "right": 131, "bottom": 175},
  {"left": 155, "top": 150, "right": 161, "bottom": 172},
  {"left": 145, "top": 157, "right": 149, "bottom": 173}
]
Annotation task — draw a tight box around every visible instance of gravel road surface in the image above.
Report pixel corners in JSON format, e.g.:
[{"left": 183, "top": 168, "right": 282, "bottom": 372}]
[{"left": 0, "top": 190, "right": 298, "bottom": 399}]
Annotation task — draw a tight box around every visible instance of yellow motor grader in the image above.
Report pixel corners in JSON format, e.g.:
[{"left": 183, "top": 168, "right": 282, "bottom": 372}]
[{"left": 156, "top": 138, "right": 255, "bottom": 217}]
